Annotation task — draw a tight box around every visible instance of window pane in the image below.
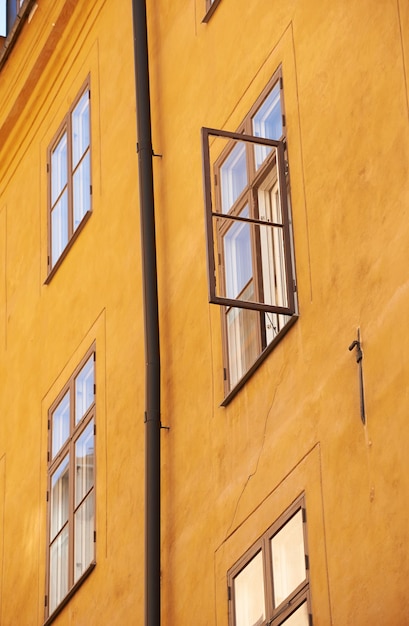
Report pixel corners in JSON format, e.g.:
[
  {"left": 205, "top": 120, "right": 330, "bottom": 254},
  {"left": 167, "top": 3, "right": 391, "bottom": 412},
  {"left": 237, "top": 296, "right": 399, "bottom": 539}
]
[
  {"left": 271, "top": 510, "right": 306, "bottom": 607},
  {"left": 252, "top": 82, "right": 282, "bottom": 169},
  {"left": 75, "top": 355, "right": 94, "bottom": 424},
  {"left": 227, "top": 282, "right": 259, "bottom": 388},
  {"left": 74, "top": 491, "right": 94, "bottom": 582},
  {"left": 73, "top": 151, "right": 90, "bottom": 229},
  {"left": 49, "top": 526, "right": 69, "bottom": 614},
  {"left": 0, "top": 2, "right": 6, "bottom": 37},
  {"left": 75, "top": 419, "right": 94, "bottom": 506},
  {"left": 52, "top": 391, "right": 70, "bottom": 458},
  {"left": 223, "top": 206, "right": 252, "bottom": 299},
  {"left": 281, "top": 602, "right": 309, "bottom": 626},
  {"left": 51, "top": 191, "right": 69, "bottom": 266},
  {"left": 51, "top": 133, "right": 68, "bottom": 205},
  {"left": 72, "top": 91, "right": 90, "bottom": 168},
  {"left": 50, "top": 455, "right": 69, "bottom": 541},
  {"left": 220, "top": 143, "right": 247, "bottom": 213},
  {"left": 234, "top": 551, "right": 265, "bottom": 626}
]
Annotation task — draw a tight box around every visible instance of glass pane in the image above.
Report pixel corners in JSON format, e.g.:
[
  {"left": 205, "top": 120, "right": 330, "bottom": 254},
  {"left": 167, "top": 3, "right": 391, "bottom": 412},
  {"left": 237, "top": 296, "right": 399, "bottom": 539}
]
[
  {"left": 50, "top": 455, "right": 69, "bottom": 541},
  {"left": 220, "top": 143, "right": 247, "bottom": 213},
  {"left": 223, "top": 206, "right": 252, "bottom": 299},
  {"left": 234, "top": 551, "right": 265, "bottom": 626},
  {"left": 49, "top": 526, "right": 69, "bottom": 614},
  {"left": 271, "top": 510, "right": 306, "bottom": 607},
  {"left": 281, "top": 602, "right": 309, "bottom": 626},
  {"left": 227, "top": 282, "right": 259, "bottom": 388},
  {"left": 0, "top": 2, "right": 6, "bottom": 37},
  {"left": 74, "top": 491, "right": 94, "bottom": 582},
  {"left": 73, "top": 151, "right": 90, "bottom": 230},
  {"left": 75, "top": 355, "right": 94, "bottom": 424},
  {"left": 75, "top": 419, "right": 94, "bottom": 506},
  {"left": 252, "top": 82, "right": 282, "bottom": 169},
  {"left": 52, "top": 391, "right": 70, "bottom": 458},
  {"left": 51, "top": 133, "right": 68, "bottom": 205},
  {"left": 51, "top": 191, "right": 69, "bottom": 266},
  {"left": 72, "top": 91, "right": 90, "bottom": 168}
]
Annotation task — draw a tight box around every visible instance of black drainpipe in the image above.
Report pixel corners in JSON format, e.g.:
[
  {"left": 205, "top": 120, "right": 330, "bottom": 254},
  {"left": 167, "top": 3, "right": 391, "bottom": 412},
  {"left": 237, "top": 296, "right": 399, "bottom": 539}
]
[{"left": 131, "top": 2, "right": 161, "bottom": 626}]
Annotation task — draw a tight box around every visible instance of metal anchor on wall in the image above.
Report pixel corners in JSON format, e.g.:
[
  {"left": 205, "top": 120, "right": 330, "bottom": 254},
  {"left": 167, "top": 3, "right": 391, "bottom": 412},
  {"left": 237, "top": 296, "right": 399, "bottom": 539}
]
[{"left": 348, "top": 329, "right": 366, "bottom": 425}]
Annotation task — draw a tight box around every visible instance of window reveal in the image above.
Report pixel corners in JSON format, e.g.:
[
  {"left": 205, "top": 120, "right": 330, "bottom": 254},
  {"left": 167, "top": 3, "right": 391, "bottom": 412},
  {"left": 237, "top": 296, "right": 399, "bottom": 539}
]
[
  {"left": 46, "top": 347, "right": 96, "bottom": 618},
  {"left": 202, "top": 72, "right": 297, "bottom": 398}
]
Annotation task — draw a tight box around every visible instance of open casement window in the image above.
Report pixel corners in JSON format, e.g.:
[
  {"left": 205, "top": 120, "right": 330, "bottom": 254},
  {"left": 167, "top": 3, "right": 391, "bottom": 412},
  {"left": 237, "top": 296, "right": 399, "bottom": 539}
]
[
  {"left": 47, "top": 80, "right": 92, "bottom": 280},
  {"left": 45, "top": 346, "right": 96, "bottom": 621},
  {"left": 202, "top": 73, "right": 297, "bottom": 400},
  {"left": 228, "top": 496, "right": 312, "bottom": 626}
]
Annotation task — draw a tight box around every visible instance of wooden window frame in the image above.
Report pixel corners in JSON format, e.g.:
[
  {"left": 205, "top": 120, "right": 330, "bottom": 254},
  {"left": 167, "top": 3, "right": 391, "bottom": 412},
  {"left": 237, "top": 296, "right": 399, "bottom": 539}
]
[
  {"left": 202, "top": 69, "right": 298, "bottom": 402},
  {"left": 227, "top": 495, "right": 312, "bottom": 626},
  {"left": 44, "top": 344, "right": 96, "bottom": 623},
  {"left": 46, "top": 78, "right": 92, "bottom": 283},
  {"left": 202, "top": 0, "right": 222, "bottom": 23}
]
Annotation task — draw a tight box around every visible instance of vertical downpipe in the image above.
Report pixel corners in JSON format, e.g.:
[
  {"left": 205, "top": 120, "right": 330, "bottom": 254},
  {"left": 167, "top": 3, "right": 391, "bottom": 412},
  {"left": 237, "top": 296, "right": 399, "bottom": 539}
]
[{"left": 131, "top": 2, "right": 161, "bottom": 626}]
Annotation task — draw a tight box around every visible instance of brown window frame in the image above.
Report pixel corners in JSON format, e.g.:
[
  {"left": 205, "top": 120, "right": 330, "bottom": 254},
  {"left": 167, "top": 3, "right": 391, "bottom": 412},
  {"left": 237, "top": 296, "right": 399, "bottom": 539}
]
[
  {"left": 46, "top": 78, "right": 92, "bottom": 283},
  {"left": 202, "top": 69, "right": 297, "bottom": 403},
  {"left": 202, "top": 0, "right": 222, "bottom": 23},
  {"left": 227, "top": 495, "right": 312, "bottom": 626},
  {"left": 44, "top": 344, "right": 96, "bottom": 624}
]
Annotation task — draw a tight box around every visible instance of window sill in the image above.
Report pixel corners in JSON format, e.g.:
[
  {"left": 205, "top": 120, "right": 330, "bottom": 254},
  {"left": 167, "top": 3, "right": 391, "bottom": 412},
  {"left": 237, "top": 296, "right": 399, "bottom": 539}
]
[
  {"left": 44, "top": 210, "right": 92, "bottom": 285},
  {"left": 0, "top": 0, "right": 37, "bottom": 72},
  {"left": 43, "top": 561, "right": 96, "bottom": 626},
  {"left": 202, "top": 0, "right": 222, "bottom": 23},
  {"left": 221, "top": 314, "right": 298, "bottom": 407}
]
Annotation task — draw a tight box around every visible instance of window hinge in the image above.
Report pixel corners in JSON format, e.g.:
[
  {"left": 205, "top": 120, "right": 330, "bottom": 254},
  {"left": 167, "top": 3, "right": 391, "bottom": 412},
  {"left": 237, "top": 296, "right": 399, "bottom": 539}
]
[
  {"left": 309, "top": 613, "right": 313, "bottom": 626},
  {"left": 284, "top": 160, "right": 289, "bottom": 176},
  {"left": 302, "top": 507, "right": 307, "bottom": 523},
  {"left": 282, "top": 114, "right": 286, "bottom": 128},
  {"left": 47, "top": 255, "right": 50, "bottom": 267},
  {"left": 218, "top": 253, "right": 222, "bottom": 266},
  {"left": 47, "top": 419, "right": 50, "bottom": 430},
  {"left": 94, "top": 530, "right": 96, "bottom": 543},
  {"left": 46, "top": 490, "right": 49, "bottom": 502},
  {"left": 93, "top": 352, "right": 96, "bottom": 361},
  {"left": 280, "top": 76, "right": 283, "bottom": 89},
  {"left": 227, "top": 585, "right": 231, "bottom": 601},
  {"left": 45, "top": 595, "right": 48, "bottom": 608},
  {"left": 214, "top": 173, "right": 218, "bottom": 186},
  {"left": 94, "top": 424, "right": 96, "bottom": 436},
  {"left": 293, "top": 280, "right": 297, "bottom": 293},
  {"left": 47, "top": 451, "right": 50, "bottom": 463},
  {"left": 305, "top": 554, "right": 309, "bottom": 571},
  {"left": 93, "top": 383, "right": 96, "bottom": 395},
  {"left": 223, "top": 368, "right": 227, "bottom": 381},
  {"left": 90, "top": 184, "right": 93, "bottom": 195},
  {"left": 46, "top": 163, "right": 49, "bottom": 173}
]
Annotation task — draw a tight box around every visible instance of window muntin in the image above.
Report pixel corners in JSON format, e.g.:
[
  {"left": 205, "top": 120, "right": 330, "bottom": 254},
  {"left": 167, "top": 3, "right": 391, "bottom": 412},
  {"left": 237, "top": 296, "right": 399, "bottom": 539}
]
[
  {"left": 228, "top": 496, "right": 311, "bottom": 626},
  {"left": 48, "top": 82, "right": 91, "bottom": 274},
  {"left": 46, "top": 347, "right": 96, "bottom": 619},
  {"left": 202, "top": 72, "right": 297, "bottom": 397}
]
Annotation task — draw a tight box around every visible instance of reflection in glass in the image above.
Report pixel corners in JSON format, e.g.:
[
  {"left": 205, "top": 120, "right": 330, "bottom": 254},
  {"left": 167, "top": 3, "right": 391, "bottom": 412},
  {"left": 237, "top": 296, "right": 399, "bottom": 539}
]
[
  {"left": 52, "top": 392, "right": 70, "bottom": 458},
  {"left": 74, "top": 491, "right": 94, "bottom": 582},
  {"left": 253, "top": 82, "right": 282, "bottom": 169},
  {"left": 51, "top": 133, "right": 68, "bottom": 205},
  {"left": 72, "top": 92, "right": 90, "bottom": 168},
  {"left": 271, "top": 510, "right": 306, "bottom": 607},
  {"left": 75, "top": 419, "right": 94, "bottom": 507},
  {"left": 49, "top": 526, "right": 69, "bottom": 613},
  {"left": 75, "top": 356, "right": 94, "bottom": 424},
  {"left": 51, "top": 191, "right": 69, "bottom": 266},
  {"left": 282, "top": 602, "right": 309, "bottom": 626},
  {"left": 73, "top": 151, "right": 90, "bottom": 229},
  {"left": 227, "top": 283, "right": 259, "bottom": 388},
  {"left": 221, "top": 143, "right": 247, "bottom": 213},
  {"left": 234, "top": 551, "right": 265, "bottom": 626},
  {"left": 224, "top": 206, "right": 252, "bottom": 299},
  {"left": 50, "top": 455, "right": 69, "bottom": 541}
]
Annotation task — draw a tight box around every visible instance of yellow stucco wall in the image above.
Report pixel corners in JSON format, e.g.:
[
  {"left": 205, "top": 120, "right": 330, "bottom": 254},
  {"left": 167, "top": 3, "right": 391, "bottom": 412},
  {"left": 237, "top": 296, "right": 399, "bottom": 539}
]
[{"left": 1, "top": 0, "right": 409, "bottom": 624}]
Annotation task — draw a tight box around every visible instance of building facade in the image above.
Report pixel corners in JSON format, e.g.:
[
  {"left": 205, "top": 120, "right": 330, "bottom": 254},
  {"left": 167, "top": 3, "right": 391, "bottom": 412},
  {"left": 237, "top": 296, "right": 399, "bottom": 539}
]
[{"left": 1, "top": 0, "right": 409, "bottom": 624}]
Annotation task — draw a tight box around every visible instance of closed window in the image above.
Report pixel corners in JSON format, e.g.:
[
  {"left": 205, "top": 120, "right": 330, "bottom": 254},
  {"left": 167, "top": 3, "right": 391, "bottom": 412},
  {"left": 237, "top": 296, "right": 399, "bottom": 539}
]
[
  {"left": 47, "top": 80, "right": 92, "bottom": 277},
  {"left": 228, "top": 496, "right": 312, "bottom": 626},
  {"left": 46, "top": 346, "right": 96, "bottom": 620},
  {"left": 202, "top": 70, "right": 297, "bottom": 400}
]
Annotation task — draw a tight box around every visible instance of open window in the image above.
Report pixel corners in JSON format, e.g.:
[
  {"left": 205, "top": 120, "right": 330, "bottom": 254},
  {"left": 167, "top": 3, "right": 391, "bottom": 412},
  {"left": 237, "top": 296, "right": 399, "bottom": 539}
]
[{"left": 202, "top": 72, "right": 297, "bottom": 400}]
